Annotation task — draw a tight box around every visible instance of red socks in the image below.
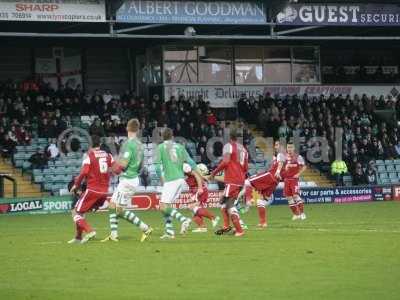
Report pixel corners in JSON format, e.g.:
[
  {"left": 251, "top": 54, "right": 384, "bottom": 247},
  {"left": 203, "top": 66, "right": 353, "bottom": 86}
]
[
  {"left": 74, "top": 215, "right": 93, "bottom": 233},
  {"left": 221, "top": 207, "right": 230, "bottom": 229},
  {"left": 257, "top": 206, "right": 267, "bottom": 225},
  {"left": 230, "top": 213, "right": 243, "bottom": 234},
  {"left": 75, "top": 223, "right": 83, "bottom": 240},
  {"left": 297, "top": 202, "right": 304, "bottom": 214},
  {"left": 289, "top": 204, "right": 300, "bottom": 216}
]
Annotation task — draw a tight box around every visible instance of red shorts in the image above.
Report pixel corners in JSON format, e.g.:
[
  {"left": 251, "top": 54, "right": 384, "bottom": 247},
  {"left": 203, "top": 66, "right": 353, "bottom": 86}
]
[
  {"left": 249, "top": 172, "right": 278, "bottom": 198},
  {"left": 223, "top": 184, "right": 242, "bottom": 199},
  {"left": 283, "top": 178, "right": 300, "bottom": 197},
  {"left": 190, "top": 189, "right": 209, "bottom": 206},
  {"left": 75, "top": 189, "right": 108, "bottom": 213}
]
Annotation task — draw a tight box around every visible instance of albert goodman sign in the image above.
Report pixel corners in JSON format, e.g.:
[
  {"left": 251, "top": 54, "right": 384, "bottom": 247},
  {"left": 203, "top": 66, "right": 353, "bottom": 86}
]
[
  {"left": 0, "top": 0, "right": 106, "bottom": 22},
  {"left": 116, "top": 0, "right": 266, "bottom": 24},
  {"left": 277, "top": 3, "right": 400, "bottom": 26}
]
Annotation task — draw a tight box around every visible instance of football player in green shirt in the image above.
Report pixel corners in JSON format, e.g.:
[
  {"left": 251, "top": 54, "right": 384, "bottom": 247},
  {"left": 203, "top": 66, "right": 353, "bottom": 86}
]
[
  {"left": 102, "top": 119, "right": 152, "bottom": 243},
  {"left": 155, "top": 128, "right": 199, "bottom": 239}
]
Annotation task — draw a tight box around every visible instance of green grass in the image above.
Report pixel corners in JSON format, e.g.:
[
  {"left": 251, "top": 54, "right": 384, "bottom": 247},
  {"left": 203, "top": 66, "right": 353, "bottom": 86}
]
[{"left": 1, "top": 202, "right": 400, "bottom": 300}]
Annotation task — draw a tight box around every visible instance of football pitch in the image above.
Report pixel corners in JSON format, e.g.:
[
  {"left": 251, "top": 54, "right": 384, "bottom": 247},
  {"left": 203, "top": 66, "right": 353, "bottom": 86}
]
[{"left": 0, "top": 202, "right": 399, "bottom": 300}]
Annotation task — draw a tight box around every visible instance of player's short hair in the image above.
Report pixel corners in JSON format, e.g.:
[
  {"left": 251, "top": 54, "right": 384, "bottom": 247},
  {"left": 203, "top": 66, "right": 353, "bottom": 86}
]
[
  {"left": 230, "top": 128, "right": 238, "bottom": 141},
  {"left": 163, "top": 128, "right": 173, "bottom": 141},
  {"left": 91, "top": 135, "right": 101, "bottom": 148},
  {"left": 127, "top": 118, "right": 140, "bottom": 133}
]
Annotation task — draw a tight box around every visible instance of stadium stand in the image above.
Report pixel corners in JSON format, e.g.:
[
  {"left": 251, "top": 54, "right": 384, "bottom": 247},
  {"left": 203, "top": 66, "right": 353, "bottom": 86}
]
[{"left": 1, "top": 78, "right": 400, "bottom": 195}]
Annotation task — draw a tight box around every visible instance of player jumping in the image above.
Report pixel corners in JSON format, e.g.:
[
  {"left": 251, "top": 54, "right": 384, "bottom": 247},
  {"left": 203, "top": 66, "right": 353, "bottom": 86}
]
[
  {"left": 68, "top": 135, "right": 113, "bottom": 244},
  {"left": 184, "top": 163, "right": 220, "bottom": 233},
  {"left": 155, "top": 128, "right": 198, "bottom": 239},
  {"left": 239, "top": 140, "right": 284, "bottom": 228},
  {"left": 102, "top": 119, "right": 153, "bottom": 243},
  {"left": 282, "top": 141, "right": 307, "bottom": 220},
  {"left": 207, "top": 128, "right": 248, "bottom": 237}
]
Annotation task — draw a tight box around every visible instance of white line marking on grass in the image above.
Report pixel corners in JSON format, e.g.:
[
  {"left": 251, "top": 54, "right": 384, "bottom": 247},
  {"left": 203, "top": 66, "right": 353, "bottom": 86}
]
[{"left": 269, "top": 227, "right": 400, "bottom": 234}]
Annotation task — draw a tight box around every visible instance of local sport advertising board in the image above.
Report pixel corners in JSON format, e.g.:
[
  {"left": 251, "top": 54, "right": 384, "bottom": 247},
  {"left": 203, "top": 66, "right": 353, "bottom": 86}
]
[
  {"left": 0, "top": 196, "right": 73, "bottom": 215},
  {"left": 0, "top": 0, "right": 106, "bottom": 22},
  {"left": 0, "top": 185, "right": 398, "bottom": 215}
]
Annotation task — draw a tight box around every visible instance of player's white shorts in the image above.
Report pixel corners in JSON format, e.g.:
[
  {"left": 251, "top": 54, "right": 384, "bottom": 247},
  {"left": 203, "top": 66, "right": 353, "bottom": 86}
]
[
  {"left": 160, "top": 178, "right": 186, "bottom": 204},
  {"left": 111, "top": 177, "right": 140, "bottom": 206}
]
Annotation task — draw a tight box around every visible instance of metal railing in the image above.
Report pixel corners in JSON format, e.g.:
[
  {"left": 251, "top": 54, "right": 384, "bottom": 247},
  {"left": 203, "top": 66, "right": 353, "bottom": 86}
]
[{"left": 0, "top": 174, "right": 17, "bottom": 198}]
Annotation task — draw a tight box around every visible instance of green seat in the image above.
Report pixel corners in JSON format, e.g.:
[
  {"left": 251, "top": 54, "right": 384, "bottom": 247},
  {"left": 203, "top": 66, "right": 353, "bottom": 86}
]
[
  {"left": 389, "top": 172, "right": 397, "bottom": 179},
  {"left": 22, "top": 161, "right": 31, "bottom": 170},
  {"left": 384, "top": 160, "right": 393, "bottom": 166},
  {"left": 379, "top": 173, "right": 388, "bottom": 179},
  {"left": 387, "top": 165, "right": 395, "bottom": 172},
  {"left": 34, "top": 175, "right": 44, "bottom": 183},
  {"left": 377, "top": 165, "right": 386, "bottom": 172},
  {"left": 14, "top": 160, "right": 23, "bottom": 168},
  {"left": 33, "top": 169, "right": 42, "bottom": 176}
]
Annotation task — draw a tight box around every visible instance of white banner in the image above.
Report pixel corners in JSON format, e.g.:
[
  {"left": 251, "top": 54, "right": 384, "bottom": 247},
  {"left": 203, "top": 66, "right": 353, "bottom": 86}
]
[
  {"left": 165, "top": 85, "right": 400, "bottom": 107},
  {"left": 0, "top": 0, "right": 106, "bottom": 22}
]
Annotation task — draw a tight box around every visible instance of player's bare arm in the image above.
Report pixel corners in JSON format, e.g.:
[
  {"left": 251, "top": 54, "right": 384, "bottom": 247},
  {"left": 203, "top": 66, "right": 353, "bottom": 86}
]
[{"left": 191, "top": 170, "right": 204, "bottom": 195}]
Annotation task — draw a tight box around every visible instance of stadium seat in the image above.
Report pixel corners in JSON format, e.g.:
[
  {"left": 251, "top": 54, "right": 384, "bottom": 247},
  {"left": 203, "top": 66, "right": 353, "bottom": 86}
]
[
  {"left": 34, "top": 175, "right": 44, "bottom": 184},
  {"left": 33, "top": 169, "right": 42, "bottom": 176},
  {"left": 22, "top": 161, "right": 31, "bottom": 170},
  {"left": 384, "top": 160, "right": 393, "bottom": 166},
  {"left": 394, "top": 159, "right": 400, "bottom": 165},
  {"left": 395, "top": 165, "right": 400, "bottom": 172},
  {"left": 377, "top": 165, "right": 386, "bottom": 172},
  {"left": 390, "top": 178, "right": 399, "bottom": 184},
  {"left": 389, "top": 172, "right": 397, "bottom": 179},
  {"left": 386, "top": 165, "right": 395, "bottom": 172},
  {"left": 379, "top": 173, "right": 388, "bottom": 179}
]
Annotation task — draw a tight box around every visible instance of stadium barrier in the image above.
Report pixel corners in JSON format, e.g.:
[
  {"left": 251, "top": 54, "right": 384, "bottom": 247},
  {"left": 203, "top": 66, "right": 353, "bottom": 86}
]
[{"left": 0, "top": 185, "right": 399, "bottom": 215}]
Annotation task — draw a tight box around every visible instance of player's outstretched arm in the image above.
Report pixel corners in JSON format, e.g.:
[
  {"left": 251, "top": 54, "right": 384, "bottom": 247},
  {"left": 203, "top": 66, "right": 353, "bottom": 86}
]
[
  {"left": 191, "top": 169, "right": 204, "bottom": 195},
  {"left": 73, "top": 164, "right": 90, "bottom": 192}
]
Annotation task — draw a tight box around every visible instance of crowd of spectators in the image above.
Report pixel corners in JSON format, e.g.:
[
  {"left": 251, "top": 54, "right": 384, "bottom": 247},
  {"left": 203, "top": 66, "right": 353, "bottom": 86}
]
[
  {"left": 238, "top": 92, "right": 400, "bottom": 185},
  {"left": 0, "top": 79, "right": 255, "bottom": 168},
  {"left": 2, "top": 77, "right": 400, "bottom": 185}
]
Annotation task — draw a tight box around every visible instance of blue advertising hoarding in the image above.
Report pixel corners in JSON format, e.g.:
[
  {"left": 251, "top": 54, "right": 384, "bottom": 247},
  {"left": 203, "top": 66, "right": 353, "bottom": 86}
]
[
  {"left": 271, "top": 185, "right": 393, "bottom": 205},
  {"left": 276, "top": 4, "right": 400, "bottom": 26},
  {"left": 116, "top": 1, "right": 267, "bottom": 25}
]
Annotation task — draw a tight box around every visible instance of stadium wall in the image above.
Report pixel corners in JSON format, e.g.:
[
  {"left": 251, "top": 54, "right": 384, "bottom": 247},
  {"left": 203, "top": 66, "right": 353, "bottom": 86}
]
[{"left": 1, "top": 185, "right": 400, "bottom": 215}]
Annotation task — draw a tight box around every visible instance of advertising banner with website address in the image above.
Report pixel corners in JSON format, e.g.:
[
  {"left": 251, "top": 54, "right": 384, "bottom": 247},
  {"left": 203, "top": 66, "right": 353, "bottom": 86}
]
[
  {"left": 165, "top": 85, "right": 400, "bottom": 108},
  {"left": 276, "top": 4, "right": 400, "bottom": 26},
  {"left": 116, "top": 0, "right": 266, "bottom": 25},
  {"left": 272, "top": 185, "right": 395, "bottom": 205},
  {"left": 0, "top": 0, "right": 106, "bottom": 22}
]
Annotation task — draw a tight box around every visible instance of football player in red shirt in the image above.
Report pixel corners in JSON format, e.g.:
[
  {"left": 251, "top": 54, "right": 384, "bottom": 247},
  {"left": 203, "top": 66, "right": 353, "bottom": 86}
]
[
  {"left": 207, "top": 129, "right": 248, "bottom": 237},
  {"left": 184, "top": 163, "right": 220, "bottom": 233},
  {"left": 281, "top": 141, "right": 307, "bottom": 220},
  {"left": 69, "top": 135, "right": 114, "bottom": 244},
  {"left": 241, "top": 140, "right": 284, "bottom": 228}
]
